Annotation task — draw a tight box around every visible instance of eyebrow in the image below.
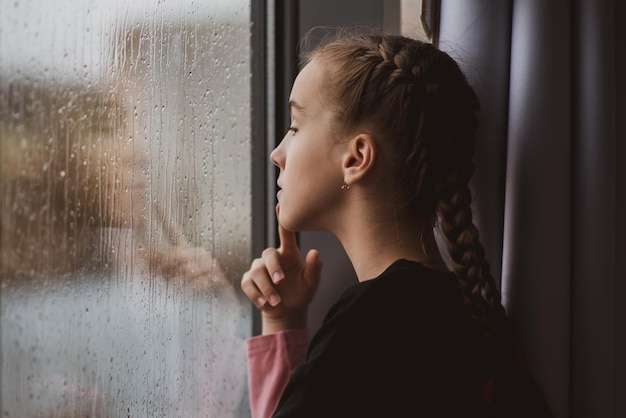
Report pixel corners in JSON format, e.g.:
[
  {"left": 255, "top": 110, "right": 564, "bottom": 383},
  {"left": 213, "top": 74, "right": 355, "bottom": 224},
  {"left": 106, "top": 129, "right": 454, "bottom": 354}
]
[{"left": 288, "top": 99, "right": 306, "bottom": 115}]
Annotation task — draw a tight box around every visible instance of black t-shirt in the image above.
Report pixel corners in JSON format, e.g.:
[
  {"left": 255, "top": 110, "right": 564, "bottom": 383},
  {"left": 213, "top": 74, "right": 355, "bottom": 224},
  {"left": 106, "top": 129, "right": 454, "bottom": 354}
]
[{"left": 272, "top": 259, "right": 552, "bottom": 418}]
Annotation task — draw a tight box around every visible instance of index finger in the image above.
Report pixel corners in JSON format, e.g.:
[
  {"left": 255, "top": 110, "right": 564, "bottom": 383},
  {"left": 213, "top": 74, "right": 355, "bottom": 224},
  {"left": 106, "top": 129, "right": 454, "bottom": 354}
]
[
  {"left": 276, "top": 204, "right": 298, "bottom": 256},
  {"left": 155, "top": 202, "right": 189, "bottom": 248}
]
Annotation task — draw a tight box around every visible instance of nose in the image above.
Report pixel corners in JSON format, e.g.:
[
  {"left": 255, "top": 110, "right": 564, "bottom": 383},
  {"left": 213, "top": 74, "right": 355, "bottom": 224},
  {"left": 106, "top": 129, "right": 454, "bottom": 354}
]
[{"left": 269, "top": 140, "right": 284, "bottom": 169}]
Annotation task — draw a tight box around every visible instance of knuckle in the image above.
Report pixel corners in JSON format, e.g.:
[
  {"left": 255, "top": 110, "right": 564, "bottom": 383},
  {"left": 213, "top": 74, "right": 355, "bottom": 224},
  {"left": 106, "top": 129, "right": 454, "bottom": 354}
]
[{"left": 261, "top": 247, "right": 276, "bottom": 258}]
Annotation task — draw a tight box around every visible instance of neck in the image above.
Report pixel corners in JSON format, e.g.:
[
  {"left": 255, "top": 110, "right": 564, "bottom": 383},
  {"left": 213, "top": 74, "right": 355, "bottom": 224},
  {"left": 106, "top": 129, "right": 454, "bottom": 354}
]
[{"left": 333, "top": 210, "right": 448, "bottom": 282}]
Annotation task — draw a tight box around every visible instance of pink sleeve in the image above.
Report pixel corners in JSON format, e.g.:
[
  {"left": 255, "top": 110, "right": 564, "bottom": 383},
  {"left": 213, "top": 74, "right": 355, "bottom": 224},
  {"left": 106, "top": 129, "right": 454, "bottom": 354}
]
[{"left": 246, "top": 329, "right": 309, "bottom": 418}]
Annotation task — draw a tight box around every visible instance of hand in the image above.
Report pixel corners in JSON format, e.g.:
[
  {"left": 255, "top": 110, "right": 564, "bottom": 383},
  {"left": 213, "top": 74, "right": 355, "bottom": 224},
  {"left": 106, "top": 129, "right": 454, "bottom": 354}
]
[
  {"left": 240, "top": 204, "right": 322, "bottom": 334},
  {"left": 158, "top": 245, "right": 227, "bottom": 284},
  {"left": 146, "top": 203, "right": 234, "bottom": 294}
]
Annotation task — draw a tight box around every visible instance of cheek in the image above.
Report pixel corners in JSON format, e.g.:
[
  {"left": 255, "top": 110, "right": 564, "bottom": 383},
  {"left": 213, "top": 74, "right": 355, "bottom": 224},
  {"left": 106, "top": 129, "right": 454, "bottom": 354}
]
[
  {"left": 113, "top": 177, "right": 145, "bottom": 224},
  {"left": 280, "top": 152, "right": 344, "bottom": 230}
]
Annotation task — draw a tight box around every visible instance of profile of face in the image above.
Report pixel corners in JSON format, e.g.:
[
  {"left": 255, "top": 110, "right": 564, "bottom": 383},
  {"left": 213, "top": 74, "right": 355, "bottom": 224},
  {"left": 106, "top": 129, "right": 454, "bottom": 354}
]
[
  {"left": 100, "top": 136, "right": 150, "bottom": 229},
  {"left": 271, "top": 58, "right": 348, "bottom": 233}
]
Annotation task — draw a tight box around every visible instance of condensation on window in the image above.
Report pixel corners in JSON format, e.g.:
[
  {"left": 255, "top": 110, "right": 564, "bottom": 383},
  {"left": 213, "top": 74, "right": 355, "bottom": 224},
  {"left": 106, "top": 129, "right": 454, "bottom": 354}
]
[{"left": 0, "top": 1, "right": 252, "bottom": 417}]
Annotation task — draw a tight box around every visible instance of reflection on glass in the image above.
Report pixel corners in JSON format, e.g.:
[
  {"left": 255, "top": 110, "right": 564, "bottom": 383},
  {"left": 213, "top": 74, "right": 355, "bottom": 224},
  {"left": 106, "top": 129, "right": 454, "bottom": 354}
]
[{"left": 0, "top": 1, "right": 252, "bottom": 417}]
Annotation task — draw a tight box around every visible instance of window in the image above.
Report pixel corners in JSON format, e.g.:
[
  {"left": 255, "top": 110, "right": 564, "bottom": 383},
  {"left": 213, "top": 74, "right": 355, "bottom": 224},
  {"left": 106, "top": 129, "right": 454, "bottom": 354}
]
[{"left": 0, "top": 1, "right": 252, "bottom": 416}]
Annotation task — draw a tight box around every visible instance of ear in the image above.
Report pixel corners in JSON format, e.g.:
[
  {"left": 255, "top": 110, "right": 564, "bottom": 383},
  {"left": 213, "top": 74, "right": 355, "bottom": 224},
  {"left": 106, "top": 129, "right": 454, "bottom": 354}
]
[{"left": 342, "top": 134, "right": 376, "bottom": 185}]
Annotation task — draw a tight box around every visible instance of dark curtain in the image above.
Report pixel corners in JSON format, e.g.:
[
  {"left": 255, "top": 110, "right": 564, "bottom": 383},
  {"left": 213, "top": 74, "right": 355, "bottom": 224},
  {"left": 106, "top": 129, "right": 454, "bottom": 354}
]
[{"left": 440, "top": 1, "right": 625, "bottom": 417}]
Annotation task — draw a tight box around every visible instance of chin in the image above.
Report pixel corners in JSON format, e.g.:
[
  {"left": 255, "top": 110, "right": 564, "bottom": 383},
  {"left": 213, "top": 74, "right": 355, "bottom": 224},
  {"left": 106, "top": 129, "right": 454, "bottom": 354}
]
[
  {"left": 277, "top": 211, "right": 299, "bottom": 232},
  {"left": 281, "top": 215, "right": 322, "bottom": 234}
]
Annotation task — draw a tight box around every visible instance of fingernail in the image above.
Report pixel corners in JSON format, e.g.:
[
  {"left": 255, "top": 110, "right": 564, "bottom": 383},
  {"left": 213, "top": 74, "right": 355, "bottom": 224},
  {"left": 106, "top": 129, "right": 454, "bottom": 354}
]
[
  {"left": 269, "top": 294, "right": 281, "bottom": 306},
  {"left": 257, "top": 296, "right": 266, "bottom": 307},
  {"left": 272, "top": 272, "right": 284, "bottom": 283}
]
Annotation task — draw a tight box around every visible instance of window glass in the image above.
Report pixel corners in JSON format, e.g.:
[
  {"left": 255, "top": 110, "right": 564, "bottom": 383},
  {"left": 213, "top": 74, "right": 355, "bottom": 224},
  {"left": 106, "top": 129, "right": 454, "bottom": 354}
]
[{"left": 0, "top": 0, "right": 252, "bottom": 416}]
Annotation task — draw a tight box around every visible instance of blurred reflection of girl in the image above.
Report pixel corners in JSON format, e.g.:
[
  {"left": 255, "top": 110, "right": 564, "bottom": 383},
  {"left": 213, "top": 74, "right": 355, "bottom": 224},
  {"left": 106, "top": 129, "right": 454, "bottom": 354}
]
[{"left": 0, "top": 84, "right": 247, "bottom": 417}]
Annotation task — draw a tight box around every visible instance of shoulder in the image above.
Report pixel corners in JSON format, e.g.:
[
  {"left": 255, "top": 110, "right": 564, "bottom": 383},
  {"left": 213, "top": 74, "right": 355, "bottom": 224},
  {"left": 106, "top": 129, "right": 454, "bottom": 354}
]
[
  {"left": 276, "top": 260, "right": 491, "bottom": 417},
  {"left": 325, "top": 259, "right": 463, "bottom": 325},
  {"left": 310, "top": 259, "right": 474, "bottom": 359},
  {"left": 367, "top": 258, "right": 461, "bottom": 301}
]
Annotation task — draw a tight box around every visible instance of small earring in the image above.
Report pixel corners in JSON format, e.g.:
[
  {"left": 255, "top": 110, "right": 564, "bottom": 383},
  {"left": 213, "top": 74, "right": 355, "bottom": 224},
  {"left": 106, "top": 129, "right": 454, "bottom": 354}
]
[{"left": 341, "top": 183, "right": 350, "bottom": 191}]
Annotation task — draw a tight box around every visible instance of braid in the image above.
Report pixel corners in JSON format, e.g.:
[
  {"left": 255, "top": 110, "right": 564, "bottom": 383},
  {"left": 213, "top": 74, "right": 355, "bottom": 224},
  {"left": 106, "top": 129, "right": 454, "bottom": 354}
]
[
  {"left": 378, "top": 38, "right": 509, "bottom": 341},
  {"left": 436, "top": 171, "right": 508, "bottom": 340}
]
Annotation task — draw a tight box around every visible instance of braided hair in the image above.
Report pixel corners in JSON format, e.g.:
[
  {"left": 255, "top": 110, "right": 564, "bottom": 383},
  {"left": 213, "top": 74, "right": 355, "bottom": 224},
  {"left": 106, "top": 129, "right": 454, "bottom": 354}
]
[{"left": 301, "top": 29, "right": 509, "bottom": 345}]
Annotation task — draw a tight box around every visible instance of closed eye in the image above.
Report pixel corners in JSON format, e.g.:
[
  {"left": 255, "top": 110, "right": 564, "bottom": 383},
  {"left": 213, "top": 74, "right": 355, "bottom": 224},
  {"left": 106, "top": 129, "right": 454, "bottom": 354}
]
[{"left": 287, "top": 126, "right": 298, "bottom": 135}]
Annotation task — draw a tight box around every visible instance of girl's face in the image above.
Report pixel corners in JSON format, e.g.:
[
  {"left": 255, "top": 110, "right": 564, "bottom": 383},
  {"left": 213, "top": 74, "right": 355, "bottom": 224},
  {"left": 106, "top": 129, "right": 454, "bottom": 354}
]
[
  {"left": 270, "top": 59, "right": 347, "bottom": 232},
  {"left": 102, "top": 139, "right": 148, "bottom": 229}
]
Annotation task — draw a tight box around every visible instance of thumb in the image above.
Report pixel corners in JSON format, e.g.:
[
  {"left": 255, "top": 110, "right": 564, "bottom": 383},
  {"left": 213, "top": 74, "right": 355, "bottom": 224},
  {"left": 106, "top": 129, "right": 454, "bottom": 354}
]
[{"left": 303, "top": 249, "right": 322, "bottom": 287}]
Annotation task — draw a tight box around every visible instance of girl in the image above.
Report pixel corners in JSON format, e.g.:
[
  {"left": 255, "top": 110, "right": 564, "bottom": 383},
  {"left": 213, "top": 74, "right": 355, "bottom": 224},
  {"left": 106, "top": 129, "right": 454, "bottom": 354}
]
[{"left": 241, "top": 29, "right": 552, "bottom": 418}]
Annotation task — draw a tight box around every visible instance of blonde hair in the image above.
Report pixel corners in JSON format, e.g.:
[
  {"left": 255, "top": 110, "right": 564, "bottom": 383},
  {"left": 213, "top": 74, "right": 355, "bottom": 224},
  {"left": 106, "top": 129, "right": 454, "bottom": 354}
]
[{"left": 1, "top": 84, "right": 125, "bottom": 278}]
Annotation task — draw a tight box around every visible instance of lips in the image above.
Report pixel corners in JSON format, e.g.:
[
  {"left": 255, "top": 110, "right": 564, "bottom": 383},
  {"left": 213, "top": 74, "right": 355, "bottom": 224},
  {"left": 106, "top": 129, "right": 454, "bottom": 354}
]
[{"left": 276, "top": 180, "right": 283, "bottom": 200}]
